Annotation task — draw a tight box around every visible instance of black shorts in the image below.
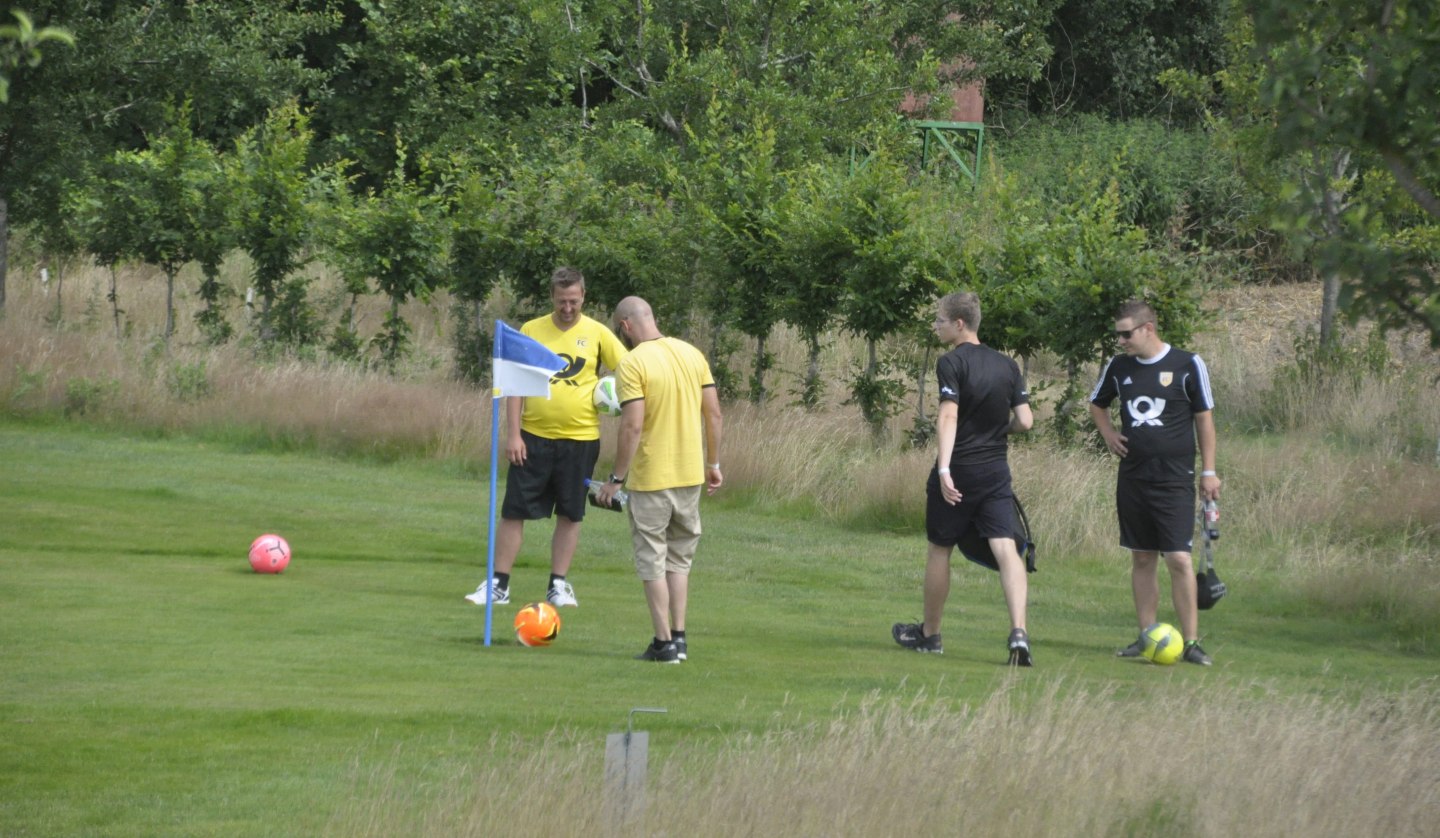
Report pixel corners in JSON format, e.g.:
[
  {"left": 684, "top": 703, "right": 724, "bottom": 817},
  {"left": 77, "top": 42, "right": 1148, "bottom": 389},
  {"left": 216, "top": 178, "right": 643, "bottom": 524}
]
[
  {"left": 1116, "top": 479, "right": 1195, "bottom": 553},
  {"left": 501, "top": 431, "right": 602, "bottom": 522},
  {"left": 925, "top": 461, "right": 1017, "bottom": 547}
]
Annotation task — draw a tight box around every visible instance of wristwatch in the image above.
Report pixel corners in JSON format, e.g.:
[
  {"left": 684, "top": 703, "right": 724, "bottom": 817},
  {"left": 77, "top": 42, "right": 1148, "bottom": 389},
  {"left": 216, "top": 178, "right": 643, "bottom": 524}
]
[{"left": 609, "top": 473, "right": 626, "bottom": 485}]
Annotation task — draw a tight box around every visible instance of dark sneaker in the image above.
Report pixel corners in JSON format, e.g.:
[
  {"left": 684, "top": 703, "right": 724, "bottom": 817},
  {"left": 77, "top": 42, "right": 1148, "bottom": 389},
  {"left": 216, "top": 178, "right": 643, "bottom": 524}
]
[
  {"left": 1116, "top": 634, "right": 1145, "bottom": 657},
  {"left": 635, "top": 641, "right": 680, "bottom": 664},
  {"left": 1182, "top": 641, "right": 1213, "bottom": 666},
  {"left": 673, "top": 636, "right": 687, "bottom": 661},
  {"left": 1007, "top": 628, "right": 1033, "bottom": 667},
  {"left": 892, "top": 622, "right": 943, "bottom": 654}
]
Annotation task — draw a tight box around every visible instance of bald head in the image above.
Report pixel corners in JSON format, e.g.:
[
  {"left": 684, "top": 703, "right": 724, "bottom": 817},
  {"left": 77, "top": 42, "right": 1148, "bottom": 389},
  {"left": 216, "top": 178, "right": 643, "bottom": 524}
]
[{"left": 614, "top": 296, "right": 661, "bottom": 347}]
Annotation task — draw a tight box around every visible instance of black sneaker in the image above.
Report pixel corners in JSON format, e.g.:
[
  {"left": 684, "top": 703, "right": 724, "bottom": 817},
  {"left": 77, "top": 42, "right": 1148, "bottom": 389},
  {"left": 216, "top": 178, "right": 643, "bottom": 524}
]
[
  {"left": 892, "top": 622, "right": 943, "bottom": 653},
  {"left": 635, "top": 641, "right": 680, "bottom": 664},
  {"left": 1182, "top": 641, "right": 1213, "bottom": 666},
  {"left": 673, "top": 636, "right": 687, "bottom": 661},
  {"left": 1007, "top": 628, "right": 1033, "bottom": 667},
  {"left": 1116, "top": 634, "right": 1145, "bottom": 657}
]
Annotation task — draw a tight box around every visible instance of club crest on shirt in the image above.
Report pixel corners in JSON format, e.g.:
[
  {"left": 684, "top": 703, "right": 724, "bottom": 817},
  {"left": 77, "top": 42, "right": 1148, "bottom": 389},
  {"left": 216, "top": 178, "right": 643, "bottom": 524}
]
[{"left": 1159, "top": 372, "right": 1173, "bottom": 387}]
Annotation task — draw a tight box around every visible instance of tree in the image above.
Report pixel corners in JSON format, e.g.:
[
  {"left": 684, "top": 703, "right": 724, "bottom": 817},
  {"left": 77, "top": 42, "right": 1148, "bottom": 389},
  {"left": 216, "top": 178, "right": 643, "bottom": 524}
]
[
  {"left": 689, "top": 115, "right": 792, "bottom": 404},
  {"left": 1251, "top": 0, "right": 1440, "bottom": 346},
  {"left": 103, "top": 109, "right": 227, "bottom": 348},
  {"left": 328, "top": 147, "right": 451, "bottom": 370},
  {"left": 0, "top": 9, "right": 72, "bottom": 102},
  {"left": 990, "top": 0, "right": 1225, "bottom": 121},
  {"left": 228, "top": 101, "right": 316, "bottom": 346},
  {"left": 305, "top": 0, "right": 574, "bottom": 188},
  {"left": 828, "top": 156, "right": 938, "bottom": 437},
  {"left": 570, "top": 0, "right": 1056, "bottom": 165},
  {"left": 0, "top": 1, "right": 333, "bottom": 310}
]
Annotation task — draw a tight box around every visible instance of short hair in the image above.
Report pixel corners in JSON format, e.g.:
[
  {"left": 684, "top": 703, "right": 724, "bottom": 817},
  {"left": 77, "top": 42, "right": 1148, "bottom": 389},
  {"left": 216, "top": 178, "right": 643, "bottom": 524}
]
[
  {"left": 1115, "top": 299, "right": 1156, "bottom": 326},
  {"left": 551, "top": 266, "right": 585, "bottom": 292},
  {"left": 939, "top": 291, "right": 981, "bottom": 332}
]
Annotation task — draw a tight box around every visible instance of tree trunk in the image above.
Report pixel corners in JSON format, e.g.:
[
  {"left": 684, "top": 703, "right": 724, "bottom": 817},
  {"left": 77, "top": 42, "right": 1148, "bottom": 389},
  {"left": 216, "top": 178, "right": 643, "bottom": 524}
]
[
  {"left": 1316, "top": 147, "right": 1353, "bottom": 350},
  {"left": 1319, "top": 268, "right": 1341, "bottom": 350},
  {"left": 52, "top": 261, "right": 64, "bottom": 324},
  {"left": 804, "top": 333, "right": 822, "bottom": 410},
  {"left": 109, "top": 266, "right": 122, "bottom": 340},
  {"left": 915, "top": 345, "right": 932, "bottom": 423},
  {"left": 750, "top": 333, "right": 767, "bottom": 404},
  {"left": 0, "top": 196, "right": 8, "bottom": 311},
  {"left": 164, "top": 268, "right": 176, "bottom": 348}
]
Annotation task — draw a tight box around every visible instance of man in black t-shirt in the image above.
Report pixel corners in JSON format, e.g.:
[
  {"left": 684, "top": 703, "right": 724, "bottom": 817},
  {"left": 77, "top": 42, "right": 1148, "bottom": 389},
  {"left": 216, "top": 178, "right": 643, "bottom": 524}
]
[
  {"left": 893, "top": 291, "right": 1035, "bottom": 665},
  {"left": 1089, "top": 300, "right": 1221, "bottom": 666}
]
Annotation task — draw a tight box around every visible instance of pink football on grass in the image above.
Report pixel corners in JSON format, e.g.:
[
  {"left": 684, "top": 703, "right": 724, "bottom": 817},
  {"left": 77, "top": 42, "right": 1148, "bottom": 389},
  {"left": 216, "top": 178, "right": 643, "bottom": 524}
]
[{"left": 248, "top": 534, "right": 291, "bottom": 573}]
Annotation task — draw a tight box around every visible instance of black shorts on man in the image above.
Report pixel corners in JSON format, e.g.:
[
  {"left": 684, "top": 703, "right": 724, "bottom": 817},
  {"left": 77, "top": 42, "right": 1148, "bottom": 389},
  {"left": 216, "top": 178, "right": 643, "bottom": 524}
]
[
  {"left": 501, "top": 430, "right": 602, "bottom": 521},
  {"left": 925, "top": 460, "right": 1018, "bottom": 547},
  {"left": 1116, "top": 479, "right": 1195, "bottom": 553}
]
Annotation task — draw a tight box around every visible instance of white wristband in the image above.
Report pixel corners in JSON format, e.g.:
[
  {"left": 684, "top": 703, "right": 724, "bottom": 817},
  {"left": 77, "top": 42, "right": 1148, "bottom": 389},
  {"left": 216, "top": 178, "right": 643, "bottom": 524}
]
[
  {"left": 707, "top": 463, "right": 721, "bottom": 470},
  {"left": 1201, "top": 470, "right": 1216, "bottom": 477},
  {"left": 938, "top": 468, "right": 950, "bottom": 475}
]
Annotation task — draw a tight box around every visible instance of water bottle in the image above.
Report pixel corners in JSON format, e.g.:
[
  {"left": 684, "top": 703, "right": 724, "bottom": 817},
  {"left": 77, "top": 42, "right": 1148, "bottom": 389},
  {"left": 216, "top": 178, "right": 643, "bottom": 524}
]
[
  {"left": 1202, "top": 499, "right": 1220, "bottom": 540},
  {"left": 584, "top": 478, "right": 628, "bottom": 512}
]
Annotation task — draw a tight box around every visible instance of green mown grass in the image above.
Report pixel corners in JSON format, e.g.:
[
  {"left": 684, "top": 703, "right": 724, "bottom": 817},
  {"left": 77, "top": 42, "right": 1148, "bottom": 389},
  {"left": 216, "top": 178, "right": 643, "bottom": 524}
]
[{"left": 2, "top": 420, "right": 1435, "bottom": 836}]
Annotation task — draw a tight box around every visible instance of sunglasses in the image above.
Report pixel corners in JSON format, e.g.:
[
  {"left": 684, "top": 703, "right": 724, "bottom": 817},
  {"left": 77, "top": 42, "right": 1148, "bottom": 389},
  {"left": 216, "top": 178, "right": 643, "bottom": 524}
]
[{"left": 1113, "top": 324, "right": 1149, "bottom": 339}]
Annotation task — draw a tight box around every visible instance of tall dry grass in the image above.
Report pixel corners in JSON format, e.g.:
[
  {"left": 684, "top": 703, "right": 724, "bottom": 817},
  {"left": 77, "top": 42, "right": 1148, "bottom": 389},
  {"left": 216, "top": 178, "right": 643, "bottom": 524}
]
[
  {"left": 325, "top": 679, "right": 1440, "bottom": 837},
  {"left": 2, "top": 259, "right": 494, "bottom": 463},
  {"left": 4, "top": 261, "right": 1437, "bottom": 583}
]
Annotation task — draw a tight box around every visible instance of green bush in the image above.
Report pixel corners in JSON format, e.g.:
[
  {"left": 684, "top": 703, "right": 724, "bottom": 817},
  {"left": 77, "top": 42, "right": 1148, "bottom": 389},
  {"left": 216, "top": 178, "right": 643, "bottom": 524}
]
[
  {"left": 997, "top": 116, "right": 1257, "bottom": 254},
  {"left": 63, "top": 376, "right": 118, "bottom": 417}
]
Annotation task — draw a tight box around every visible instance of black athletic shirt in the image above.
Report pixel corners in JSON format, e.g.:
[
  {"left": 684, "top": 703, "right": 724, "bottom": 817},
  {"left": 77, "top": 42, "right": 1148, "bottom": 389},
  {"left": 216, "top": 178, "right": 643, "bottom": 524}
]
[
  {"left": 936, "top": 342, "right": 1029, "bottom": 467},
  {"left": 1089, "top": 344, "right": 1215, "bottom": 483}
]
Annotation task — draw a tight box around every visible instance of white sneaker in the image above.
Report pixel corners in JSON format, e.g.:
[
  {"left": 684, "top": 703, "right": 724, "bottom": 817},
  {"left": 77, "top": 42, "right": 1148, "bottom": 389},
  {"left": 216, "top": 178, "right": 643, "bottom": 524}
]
[
  {"left": 464, "top": 578, "right": 509, "bottom": 606},
  {"left": 546, "top": 579, "right": 578, "bottom": 607}
]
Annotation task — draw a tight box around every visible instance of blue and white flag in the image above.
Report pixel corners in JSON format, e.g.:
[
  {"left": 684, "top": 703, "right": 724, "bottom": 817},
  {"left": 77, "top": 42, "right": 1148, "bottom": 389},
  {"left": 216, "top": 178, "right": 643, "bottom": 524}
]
[{"left": 493, "top": 321, "right": 566, "bottom": 398}]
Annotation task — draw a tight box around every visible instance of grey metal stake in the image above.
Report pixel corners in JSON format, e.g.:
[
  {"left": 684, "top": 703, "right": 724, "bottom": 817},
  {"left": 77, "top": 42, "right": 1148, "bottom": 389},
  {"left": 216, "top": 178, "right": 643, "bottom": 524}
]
[{"left": 604, "top": 707, "right": 667, "bottom": 832}]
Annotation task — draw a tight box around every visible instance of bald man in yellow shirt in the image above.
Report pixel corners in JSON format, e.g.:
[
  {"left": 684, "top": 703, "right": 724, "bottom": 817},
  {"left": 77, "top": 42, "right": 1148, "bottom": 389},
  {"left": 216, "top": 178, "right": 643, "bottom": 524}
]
[{"left": 597, "top": 296, "right": 723, "bottom": 663}]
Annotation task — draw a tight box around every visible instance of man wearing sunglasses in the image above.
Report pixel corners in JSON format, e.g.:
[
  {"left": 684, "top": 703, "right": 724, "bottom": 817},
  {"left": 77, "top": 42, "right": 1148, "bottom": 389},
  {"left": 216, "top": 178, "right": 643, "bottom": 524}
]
[{"left": 1088, "top": 300, "right": 1221, "bottom": 665}]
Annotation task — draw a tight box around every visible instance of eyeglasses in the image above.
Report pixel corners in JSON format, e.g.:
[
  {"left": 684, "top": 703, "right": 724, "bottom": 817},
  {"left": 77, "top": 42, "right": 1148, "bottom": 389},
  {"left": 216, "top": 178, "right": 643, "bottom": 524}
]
[{"left": 1113, "top": 324, "right": 1150, "bottom": 339}]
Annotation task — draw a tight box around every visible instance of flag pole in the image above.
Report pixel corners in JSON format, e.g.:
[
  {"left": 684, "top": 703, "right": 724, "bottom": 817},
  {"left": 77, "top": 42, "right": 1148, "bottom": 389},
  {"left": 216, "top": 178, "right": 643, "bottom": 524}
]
[
  {"left": 484, "top": 325, "right": 503, "bottom": 647},
  {"left": 484, "top": 393, "right": 501, "bottom": 646},
  {"left": 481, "top": 320, "right": 565, "bottom": 648}
]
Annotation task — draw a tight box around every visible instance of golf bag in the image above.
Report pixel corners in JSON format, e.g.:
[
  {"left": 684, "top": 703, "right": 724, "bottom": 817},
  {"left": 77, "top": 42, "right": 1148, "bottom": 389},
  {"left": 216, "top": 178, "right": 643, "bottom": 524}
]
[
  {"left": 1195, "top": 507, "right": 1227, "bottom": 609},
  {"left": 957, "top": 494, "right": 1037, "bottom": 574}
]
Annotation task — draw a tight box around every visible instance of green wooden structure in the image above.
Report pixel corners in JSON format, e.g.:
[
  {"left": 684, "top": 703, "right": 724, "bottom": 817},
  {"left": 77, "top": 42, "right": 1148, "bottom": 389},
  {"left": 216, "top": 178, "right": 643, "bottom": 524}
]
[
  {"left": 850, "top": 120, "right": 986, "bottom": 182},
  {"left": 915, "top": 120, "right": 984, "bottom": 182}
]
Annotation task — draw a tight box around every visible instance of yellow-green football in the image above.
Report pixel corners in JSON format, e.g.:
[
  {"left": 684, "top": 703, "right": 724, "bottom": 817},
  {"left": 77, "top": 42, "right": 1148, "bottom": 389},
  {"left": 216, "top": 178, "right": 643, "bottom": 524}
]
[{"left": 1141, "top": 622, "right": 1183, "bottom": 665}]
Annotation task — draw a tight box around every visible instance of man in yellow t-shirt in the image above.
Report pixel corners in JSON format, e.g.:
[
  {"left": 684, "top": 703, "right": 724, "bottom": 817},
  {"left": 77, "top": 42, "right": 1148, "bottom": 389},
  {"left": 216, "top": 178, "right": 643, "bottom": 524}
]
[
  {"left": 597, "top": 296, "right": 723, "bottom": 663},
  {"left": 465, "top": 267, "right": 627, "bottom": 609}
]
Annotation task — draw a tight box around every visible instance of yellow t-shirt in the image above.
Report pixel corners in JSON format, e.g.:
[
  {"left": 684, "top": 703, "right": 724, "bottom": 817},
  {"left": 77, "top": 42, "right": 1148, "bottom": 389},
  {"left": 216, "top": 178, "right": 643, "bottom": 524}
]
[
  {"left": 618, "top": 337, "right": 715, "bottom": 491},
  {"left": 519, "top": 314, "right": 628, "bottom": 441}
]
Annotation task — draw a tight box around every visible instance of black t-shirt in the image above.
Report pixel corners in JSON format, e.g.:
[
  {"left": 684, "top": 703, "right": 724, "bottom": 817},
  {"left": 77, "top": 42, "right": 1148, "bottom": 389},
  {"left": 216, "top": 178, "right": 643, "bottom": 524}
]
[
  {"left": 936, "top": 342, "right": 1029, "bottom": 467},
  {"left": 1089, "top": 344, "right": 1215, "bottom": 483}
]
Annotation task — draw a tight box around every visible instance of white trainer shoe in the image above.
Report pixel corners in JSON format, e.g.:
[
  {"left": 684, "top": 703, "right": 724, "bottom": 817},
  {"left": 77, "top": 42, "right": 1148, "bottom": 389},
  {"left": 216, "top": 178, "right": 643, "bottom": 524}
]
[
  {"left": 546, "top": 579, "right": 578, "bottom": 607},
  {"left": 464, "top": 578, "right": 509, "bottom": 606}
]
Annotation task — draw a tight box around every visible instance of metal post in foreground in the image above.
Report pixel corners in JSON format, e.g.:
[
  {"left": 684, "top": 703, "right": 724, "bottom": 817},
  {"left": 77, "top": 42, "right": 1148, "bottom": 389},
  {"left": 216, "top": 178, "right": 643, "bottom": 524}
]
[{"left": 604, "top": 707, "right": 667, "bottom": 832}]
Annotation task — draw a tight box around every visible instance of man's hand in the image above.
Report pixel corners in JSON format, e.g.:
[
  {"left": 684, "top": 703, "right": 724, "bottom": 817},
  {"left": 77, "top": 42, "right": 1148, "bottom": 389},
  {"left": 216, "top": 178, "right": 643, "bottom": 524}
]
[
  {"left": 939, "top": 472, "right": 963, "bottom": 506},
  {"left": 1101, "top": 429, "right": 1129, "bottom": 458},
  {"left": 506, "top": 435, "right": 527, "bottom": 466}
]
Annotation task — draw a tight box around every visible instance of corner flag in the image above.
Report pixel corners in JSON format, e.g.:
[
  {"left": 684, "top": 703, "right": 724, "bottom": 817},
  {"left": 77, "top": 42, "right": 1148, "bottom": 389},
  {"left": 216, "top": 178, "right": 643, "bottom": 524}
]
[
  {"left": 481, "top": 321, "right": 568, "bottom": 647},
  {"left": 494, "top": 321, "right": 567, "bottom": 398}
]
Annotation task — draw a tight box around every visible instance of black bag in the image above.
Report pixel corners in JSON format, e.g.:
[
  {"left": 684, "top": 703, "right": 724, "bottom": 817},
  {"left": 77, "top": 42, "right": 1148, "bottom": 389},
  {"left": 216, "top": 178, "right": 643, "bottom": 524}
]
[
  {"left": 1195, "top": 512, "right": 1227, "bottom": 609},
  {"left": 957, "top": 495, "right": 1037, "bottom": 574}
]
